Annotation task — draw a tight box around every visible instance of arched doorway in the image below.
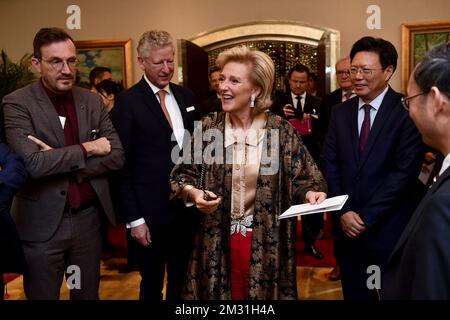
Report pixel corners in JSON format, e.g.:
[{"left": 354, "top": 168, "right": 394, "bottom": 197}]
[{"left": 178, "top": 21, "right": 340, "bottom": 113}]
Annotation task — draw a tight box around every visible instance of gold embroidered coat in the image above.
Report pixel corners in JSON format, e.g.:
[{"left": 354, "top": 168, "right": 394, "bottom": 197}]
[{"left": 170, "top": 112, "right": 327, "bottom": 299}]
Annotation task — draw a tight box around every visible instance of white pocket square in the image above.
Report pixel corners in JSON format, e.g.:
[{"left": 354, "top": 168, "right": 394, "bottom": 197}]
[{"left": 186, "top": 106, "right": 195, "bottom": 112}]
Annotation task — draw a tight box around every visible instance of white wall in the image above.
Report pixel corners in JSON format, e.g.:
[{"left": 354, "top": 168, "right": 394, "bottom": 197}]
[{"left": 1, "top": 0, "right": 449, "bottom": 92}]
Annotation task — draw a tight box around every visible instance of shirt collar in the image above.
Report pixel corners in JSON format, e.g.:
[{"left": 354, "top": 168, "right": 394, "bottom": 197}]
[
  {"left": 143, "top": 74, "right": 171, "bottom": 96},
  {"left": 224, "top": 112, "right": 267, "bottom": 147},
  {"left": 40, "top": 78, "right": 73, "bottom": 100},
  {"left": 439, "top": 152, "right": 450, "bottom": 176},
  {"left": 291, "top": 91, "right": 306, "bottom": 102},
  {"left": 358, "top": 85, "right": 389, "bottom": 111}
]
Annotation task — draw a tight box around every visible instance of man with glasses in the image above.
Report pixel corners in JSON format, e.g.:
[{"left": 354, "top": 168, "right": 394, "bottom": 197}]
[
  {"left": 383, "top": 42, "right": 450, "bottom": 299},
  {"left": 111, "top": 30, "right": 198, "bottom": 300},
  {"left": 319, "top": 57, "right": 355, "bottom": 138},
  {"left": 323, "top": 36, "right": 424, "bottom": 299},
  {"left": 2, "top": 27, "right": 124, "bottom": 299}
]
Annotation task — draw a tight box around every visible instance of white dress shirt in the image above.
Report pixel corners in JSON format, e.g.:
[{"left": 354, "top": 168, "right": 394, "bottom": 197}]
[
  {"left": 357, "top": 86, "right": 389, "bottom": 135},
  {"left": 127, "top": 76, "right": 186, "bottom": 229}
]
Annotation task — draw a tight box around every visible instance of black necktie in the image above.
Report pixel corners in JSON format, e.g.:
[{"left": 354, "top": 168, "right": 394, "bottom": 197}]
[{"left": 296, "top": 95, "right": 302, "bottom": 111}]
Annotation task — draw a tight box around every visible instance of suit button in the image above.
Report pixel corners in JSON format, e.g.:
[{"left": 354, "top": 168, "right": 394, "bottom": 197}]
[
  {"left": 355, "top": 175, "right": 361, "bottom": 181},
  {"left": 60, "top": 191, "right": 66, "bottom": 196}
]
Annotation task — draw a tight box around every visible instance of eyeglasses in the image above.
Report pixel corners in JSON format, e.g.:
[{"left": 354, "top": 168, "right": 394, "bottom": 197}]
[
  {"left": 336, "top": 70, "right": 350, "bottom": 77},
  {"left": 350, "top": 67, "right": 382, "bottom": 76},
  {"left": 401, "top": 92, "right": 428, "bottom": 111},
  {"left": 40, "top": 58, "right": 78, "bottom": 71}
]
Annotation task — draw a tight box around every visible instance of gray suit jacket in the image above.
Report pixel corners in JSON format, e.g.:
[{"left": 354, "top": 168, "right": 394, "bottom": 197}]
[{"left": 2, "top": 81, "right": 125, "bottom": 242}]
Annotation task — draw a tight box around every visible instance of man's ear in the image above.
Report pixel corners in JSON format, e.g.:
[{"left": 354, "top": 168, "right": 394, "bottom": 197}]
[
  {"left": 137, "top": 56, "right": 145, "bottom": 71},
  {"left": 31, "top": 57, "right": 41, "bottom": 73},
  {"left": 384, "top": 65, "right": 394, "bottom": 82},
  {"left": 430, "top": 86, "right": 449, "bottom": 116}
]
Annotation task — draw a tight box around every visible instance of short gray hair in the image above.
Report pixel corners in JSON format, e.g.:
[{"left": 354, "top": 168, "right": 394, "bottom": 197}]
[{"left": 137, "top": 30, "right": 174, "bottom": 58}]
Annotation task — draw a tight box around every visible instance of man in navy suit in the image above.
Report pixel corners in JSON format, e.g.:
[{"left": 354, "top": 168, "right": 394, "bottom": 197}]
[
  {"left": 112, "top": 30, "right": 198, "bottom": 301},
  {"left": 0, "top": 142, "right": 28, "bottom": 300},
  {"left": 323, "top": 36, "right": 424, "bottom": 299},
  {"left": 383, "top": 42, "right": 450, "bottom": 299}
]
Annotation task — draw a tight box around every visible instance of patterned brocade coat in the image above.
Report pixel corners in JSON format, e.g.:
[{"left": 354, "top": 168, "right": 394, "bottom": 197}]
[{"left": 170, "top": 112, "right": 327, "bottom": 300}]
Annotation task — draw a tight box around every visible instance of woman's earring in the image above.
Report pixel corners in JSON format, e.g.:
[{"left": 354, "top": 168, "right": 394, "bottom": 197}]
[{"left": 250, "top": 95, "right": 256, "bottom": 108}]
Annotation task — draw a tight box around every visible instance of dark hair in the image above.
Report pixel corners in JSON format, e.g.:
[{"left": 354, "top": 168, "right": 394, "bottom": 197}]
[
  {"left": 413, "top": 42, "right": 450, "bottom": 99},
  {"left": 95, "top": 79, "right": 123, "bottom": 98},
  {"left": 309, "top": 72, "right": 318, "bottom": 81},
  {"left": 89, "top": 67, "right": 112, "bottom": 86},
  {"left": 209, "top": 65, "right": 221, "bottom": 77},
  {"left": 33, "top": 27, "right": 73, "bottom": 59},
  {"left": 288, "top": 64, "right": 310, "bottom": 79},
  {"left": 350, "top": 36, "right": 398, "bottom": 72}
]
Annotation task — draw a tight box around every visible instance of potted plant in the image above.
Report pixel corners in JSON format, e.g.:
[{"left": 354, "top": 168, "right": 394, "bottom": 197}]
[
  {"left": 0, "top": 50, "right": 36, "bottom": 102},
  {"left": 0, "top": 50, "right": 36, "bottom": 140}
]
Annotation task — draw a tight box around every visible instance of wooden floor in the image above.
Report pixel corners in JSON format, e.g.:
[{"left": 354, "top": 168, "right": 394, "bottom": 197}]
[{"left": 4, "top": 258, "right": 343, "bottom": 300}]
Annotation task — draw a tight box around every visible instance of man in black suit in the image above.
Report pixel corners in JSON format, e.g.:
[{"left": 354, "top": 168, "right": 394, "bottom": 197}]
[
  {"left": 200, "top": 66, "right": 222, "bottom": 117},
  {"left": 323, "top": 37, "right": 424, "bottom": 300},
  {"left": 318, "top": 56, "right": 355, "bottom": 140},
  {"left": 112, "top": 30, "right": 198, "bottom": 301},
  {"left": 383, "top": 42, "right": 450, "bottom": 299},
  {"left": 271, "top": 64, "right": 324, "bottom": 259},
  {"left": 0, "top": 142, "right": 28, "bottom": 300}
]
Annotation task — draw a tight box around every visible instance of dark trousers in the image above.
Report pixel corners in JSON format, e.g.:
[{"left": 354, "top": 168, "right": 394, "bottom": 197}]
[
  {"left": 138, "top": 215, "right": 197, "bottom": 301},
  {"left": 22, "top": 206, "right": 102, "bottom": 300},
  {"left": 302, "top": 213, "right": 324, "bottom": 247},
  {"left": 335, "top": 240, "right": 390, "bottom": 300}
]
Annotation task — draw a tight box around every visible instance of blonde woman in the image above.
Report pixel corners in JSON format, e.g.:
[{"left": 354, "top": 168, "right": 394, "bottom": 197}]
[{"left": 171, "top": 46, "right": 327, "bottom": 300}]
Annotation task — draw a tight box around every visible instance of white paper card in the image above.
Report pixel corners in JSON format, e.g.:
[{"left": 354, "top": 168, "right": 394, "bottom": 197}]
[
  {"left": 59, "top": 116, "right": 66, "bottom": 129},
  {"left": 279, "top": 195, "right": 349, "bottom": 220}
]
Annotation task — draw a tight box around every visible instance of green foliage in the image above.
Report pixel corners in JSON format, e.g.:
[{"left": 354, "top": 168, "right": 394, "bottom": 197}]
[{"left": 0, "top": 50, "right": 36, "bottom": 102}]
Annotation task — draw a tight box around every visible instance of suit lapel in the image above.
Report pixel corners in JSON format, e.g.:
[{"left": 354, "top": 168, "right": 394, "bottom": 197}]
[
  {"left": 72, "top": 87, "right": 89, "bottom": 143},
  {"left": 137, "top": 78, "right": 173, "bottom": 133},
  {"left": 357, "top": 88, "right": 396, "bottom": 170},
  {"left": 33, "top": 83, "right": 66, "bottom": 147},
  {"left": 348, "top": 98, "right": 359, "bottom": 164},
  {"left": 170, "top": 83, "right": 190, "bottom": 130},
  {"left": 390, "top": 167, "right": 450, "bottom": 258}
]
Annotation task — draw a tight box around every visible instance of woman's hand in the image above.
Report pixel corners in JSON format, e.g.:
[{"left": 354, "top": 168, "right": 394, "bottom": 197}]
[
  {"left": 188, "top": 188, "right": 221, "bottom": 214},
  {"left": 305, "top": 191, "right": 327, "bottom": 204}
]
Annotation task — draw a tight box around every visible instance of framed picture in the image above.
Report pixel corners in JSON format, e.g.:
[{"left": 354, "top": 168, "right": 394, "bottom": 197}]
[
  {"left": 401, "top": 21, "right": 450, "bottom": 93},
  {"left": 74, "top": 39, "right": 133, "bottom": 88}
]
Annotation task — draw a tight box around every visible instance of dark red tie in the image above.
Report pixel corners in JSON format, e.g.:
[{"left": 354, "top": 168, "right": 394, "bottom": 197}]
[{"left": 359, "top": 104, "right": 371, "bottom": 156}]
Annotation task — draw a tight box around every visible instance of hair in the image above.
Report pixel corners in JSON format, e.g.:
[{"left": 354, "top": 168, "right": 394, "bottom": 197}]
[
  {"left": 288, "top": 64, "right": 310, "bottom": 79},
  {"left": 89, "top": 66, "right": 112, "bottom": 86},
  {"left": 335, "top": 56, "right": 350, "bottom": 67},
  {"left": 350, "top": 36, "right": 398, "bottom": 72},
  {"left": 216, "top": 45, "right": 274, "bottom": 112},
  {"left": 209, "top": 65, "right": 221, "bottom": 77},
  {"left": 413, "top": 42, "right": 450, "bottom": 99},
  {"left": 33, "top": 27, "right": 74, "bottom": 59},
  {"left": 95, "top": 79, "right": 123, "bottom": 98},
  {"left": 137, "top": 30, "right": 174, "bottom": 58}
]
